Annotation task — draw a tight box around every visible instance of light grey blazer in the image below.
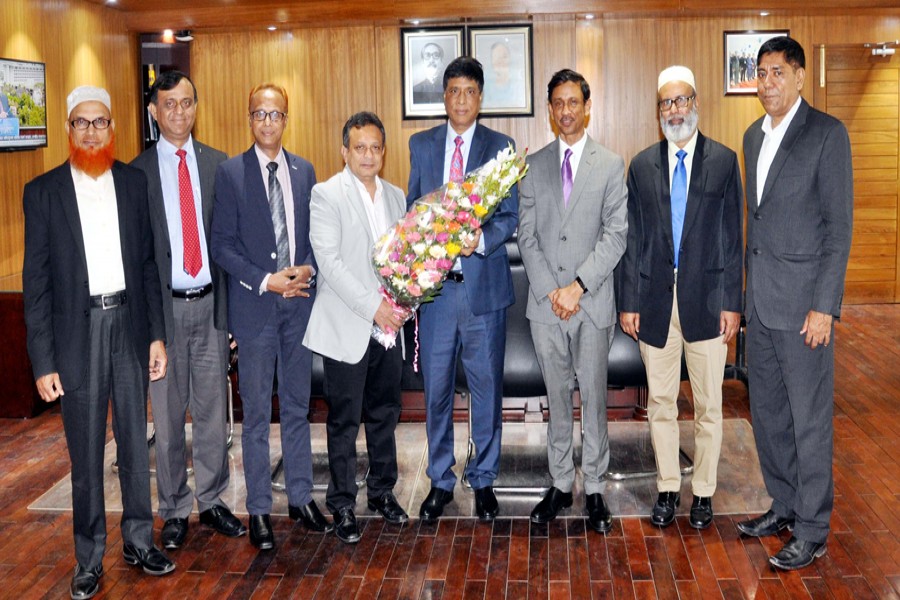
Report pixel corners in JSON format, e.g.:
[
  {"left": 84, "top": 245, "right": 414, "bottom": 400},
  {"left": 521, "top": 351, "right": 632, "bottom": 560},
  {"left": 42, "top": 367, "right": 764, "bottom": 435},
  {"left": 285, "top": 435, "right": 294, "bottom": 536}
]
[
  {"left": 517, "top": 135, "right": 629, "bottom": 329},
  {"left": 303, "top": 167, "right": 407, "bottom": 363}
]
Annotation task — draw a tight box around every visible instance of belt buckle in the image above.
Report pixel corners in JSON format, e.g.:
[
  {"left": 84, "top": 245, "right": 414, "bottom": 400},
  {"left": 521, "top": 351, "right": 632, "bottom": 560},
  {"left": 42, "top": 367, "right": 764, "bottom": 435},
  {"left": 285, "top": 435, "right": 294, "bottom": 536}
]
[
  {"left": 101, "top": 293, "right": 117, "bottom": 310},
  {"left": 184, "top": 287, "right": 202, "bottom": 301}
]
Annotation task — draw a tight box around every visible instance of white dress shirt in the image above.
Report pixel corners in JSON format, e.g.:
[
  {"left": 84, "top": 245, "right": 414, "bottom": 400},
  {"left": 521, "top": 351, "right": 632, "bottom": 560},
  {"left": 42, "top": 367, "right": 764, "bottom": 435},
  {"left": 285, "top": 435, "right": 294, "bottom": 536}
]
[
  {"left": 667, "top": 130, "right": 699, "bottom": 196},
  {"left": 757, "top": 96, "right": 802, "bottom": 206},
  {"left": 72, "top": 166, "right": 127, "bottom": 295},
  {"left": 559, "top": 131, "right": 589, "bottom": 182},
  {"left": 350, "top": 170, "right": 390, "bottom": 240}
]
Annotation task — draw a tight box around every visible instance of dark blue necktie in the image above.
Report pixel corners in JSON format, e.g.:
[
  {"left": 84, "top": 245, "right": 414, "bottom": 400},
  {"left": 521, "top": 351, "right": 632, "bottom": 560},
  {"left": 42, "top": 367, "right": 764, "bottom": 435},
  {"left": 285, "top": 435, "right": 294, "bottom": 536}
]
[{"left": 671, "top": 149, "right": 687, "bottom": 269}]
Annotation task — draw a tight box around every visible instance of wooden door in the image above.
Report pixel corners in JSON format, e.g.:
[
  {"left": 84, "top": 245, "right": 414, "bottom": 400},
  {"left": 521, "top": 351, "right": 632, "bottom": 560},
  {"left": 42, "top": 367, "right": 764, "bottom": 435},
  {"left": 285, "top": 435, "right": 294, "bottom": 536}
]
[{"left": 814, "top": 45, "right": 900, "bottom": 303}]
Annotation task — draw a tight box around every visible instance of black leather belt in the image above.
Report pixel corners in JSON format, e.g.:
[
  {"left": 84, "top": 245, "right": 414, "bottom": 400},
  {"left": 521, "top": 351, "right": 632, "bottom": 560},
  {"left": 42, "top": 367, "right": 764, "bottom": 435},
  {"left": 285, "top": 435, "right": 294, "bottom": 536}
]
[
  {"left": 172, "top": 283, "right": 213, "bottom": 300},
  {"left": 446, "top": 271, "right": 465, "bottom": 283},
  {"left": 89, "top": 290, "right": 127, "bottom": 310}
]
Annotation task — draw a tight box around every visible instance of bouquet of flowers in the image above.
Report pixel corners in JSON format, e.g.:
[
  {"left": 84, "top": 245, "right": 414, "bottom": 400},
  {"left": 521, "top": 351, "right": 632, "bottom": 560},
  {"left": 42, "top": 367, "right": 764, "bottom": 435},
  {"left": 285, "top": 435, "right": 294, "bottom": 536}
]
[{"left": 371, "top": 144, "right": 528, "bottom": 348}]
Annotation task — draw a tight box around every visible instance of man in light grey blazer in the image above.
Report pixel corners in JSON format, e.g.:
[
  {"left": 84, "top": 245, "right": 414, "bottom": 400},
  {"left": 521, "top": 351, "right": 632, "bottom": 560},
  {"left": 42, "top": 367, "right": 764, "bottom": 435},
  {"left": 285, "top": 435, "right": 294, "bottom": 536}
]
[
  {"left": 737, "top": 37, "right": 853, "bottom": 571},
  {"left": 303, "top": 112, "right": 408, "bottom": 544},
  {"left": 518, "top": 69, "right": 628, "bottom": 533},
  {"left": 131, "top": 71, "right": 246, "bottom": 550}
]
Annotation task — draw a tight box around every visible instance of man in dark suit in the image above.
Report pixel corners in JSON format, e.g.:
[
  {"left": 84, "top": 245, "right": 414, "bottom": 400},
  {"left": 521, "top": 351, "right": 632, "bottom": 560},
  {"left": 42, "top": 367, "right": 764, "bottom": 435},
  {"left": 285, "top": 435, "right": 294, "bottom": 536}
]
[
  {"left": 211, "top": 83, "right": 331, "bottom": 550},
  {"left": 23, "top": 85, "right": 175, "bottom": 600},
  {"left": 518, "top": 69, "right": 628, "bottom": 533},
  {"left": 737, "top": 36, "right": 853, "bottom": 571},
  {"left": 131, "top": 71, "right": 245, "bottom": 550},
  {"left": 618, "top": 66, "right": 743, "bottom": 531},
  {"left": 407, "top": 56, "right": 518, "bottom": 522}
]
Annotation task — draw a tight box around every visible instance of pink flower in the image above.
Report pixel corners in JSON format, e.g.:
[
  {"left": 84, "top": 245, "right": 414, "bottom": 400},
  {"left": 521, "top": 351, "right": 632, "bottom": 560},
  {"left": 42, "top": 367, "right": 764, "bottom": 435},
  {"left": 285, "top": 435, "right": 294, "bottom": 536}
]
[
  {"left": 407, "top": 284, "right": 422, "bottom": 297},
  {"left": 469, "top": 194, "right": 481, "bottom": 204},
  {"left": 437, "top": 258, "right": 454, "bottom": 270},
  {"left": 436, "top": 232, "right": 449, "bottom": 243},
  {"left": 379, "top": 266, "right": 393, "bottom": 277},
  {"left": 407, "top": 231, "right": 421, "bottom": 243},
  {"left": 389, "top": 251, "right": 400, "bottom": 262}
]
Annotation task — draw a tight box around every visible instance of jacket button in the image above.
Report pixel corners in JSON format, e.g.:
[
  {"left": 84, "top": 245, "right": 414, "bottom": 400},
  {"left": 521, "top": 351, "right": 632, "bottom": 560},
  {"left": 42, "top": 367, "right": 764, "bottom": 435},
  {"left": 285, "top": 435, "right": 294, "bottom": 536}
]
[
  {"left": 558, "top": 266, "right": 564, "bottom": 272},
  {"left": 667, "top": 285, "right": 673, "bottom": 292},
  {"left": 560, "top": 235, "right": 567, "bottom": 241},
  {"left": 167, "top": 251, "right": 172, "bottom": 257},
  {"left": 166, "top": 284, "right": 171, "bottom": 290},
  {"left": 753, "top": 248, "right": 760, "bottom": 255},
  {"left": 754, "top": 213, "right": 761, "bottom": 220},
  {"left": 668, "top": 258, "right": 673, "bottom": 266},
  {"left": 84, "top": 310, "right": 89, "bottom": 317},
  {"left": 84, "top": 281, "right": 88, "bottom": 288},
  {"left": 271, "top": 252, "right": 277, "bottom": 259}
]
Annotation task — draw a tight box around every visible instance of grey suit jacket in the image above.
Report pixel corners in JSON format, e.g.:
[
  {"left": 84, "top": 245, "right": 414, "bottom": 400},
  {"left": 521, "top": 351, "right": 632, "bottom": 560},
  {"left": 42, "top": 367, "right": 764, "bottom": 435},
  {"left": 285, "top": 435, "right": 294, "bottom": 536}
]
[
  {"left": 131, "top": 138, "right": 229, "bottom": 342},
  {"left": 743, "top": 99, "right": 853, "bottom": 330},
  {"left": 303, "top": 167, "right": 407, "bottom": 363},
  {"left": 518, "top": 135, "right": 628, "bottom": 329}
]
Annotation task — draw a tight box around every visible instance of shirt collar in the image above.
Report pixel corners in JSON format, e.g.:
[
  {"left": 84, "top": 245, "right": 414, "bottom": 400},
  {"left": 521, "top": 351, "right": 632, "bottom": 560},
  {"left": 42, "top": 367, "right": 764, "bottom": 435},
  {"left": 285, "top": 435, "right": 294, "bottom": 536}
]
[
  {"left": 559, "top": 132, "right": 588, "bottom": 156},
  {"left": 347, "top": 166, "right": 383, "bottom": 197},
  {"left": 156, "top": 134, "right": 194, "bottom": 159},
  {"left": 667, "top": 129, "right": 699, "bottom": 160},
  {"left": 762, "top": 96, "right": 802, "bottom": 135},
  {"left": 446, "top": 122, "right": 477, "bottom": 148},
  {"left": 255, "top": 144, "right": 286, "bottom": 170}
]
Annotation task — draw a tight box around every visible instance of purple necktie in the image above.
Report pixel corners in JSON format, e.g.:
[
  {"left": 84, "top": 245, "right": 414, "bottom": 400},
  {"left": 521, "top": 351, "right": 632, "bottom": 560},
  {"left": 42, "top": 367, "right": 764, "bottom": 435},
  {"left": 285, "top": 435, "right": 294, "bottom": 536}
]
[{"left": 561, "top": 148, "right": 573, "bottom": 207}]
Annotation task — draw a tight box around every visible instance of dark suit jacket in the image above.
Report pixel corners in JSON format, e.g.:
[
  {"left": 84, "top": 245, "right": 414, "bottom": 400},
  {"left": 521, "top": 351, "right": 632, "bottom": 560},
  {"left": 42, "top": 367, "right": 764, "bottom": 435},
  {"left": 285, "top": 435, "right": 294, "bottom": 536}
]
[
  {"left": 406, "top": 123, "right": 518, "bottom": 314},
  {"left": 619, "top": 133, "right": 744, "bottom": 347},
  {"left": 743, "top": 99, "right": 853, "bottom": 330},
  {"left": 22, "top": 161, "right": 165, "bottom": 390},
  {"left": 210, "top": 146, "right": 317, "bottom": 341},
  {"left": 131, "top": 139, "right": 228, "bottom": 343}
]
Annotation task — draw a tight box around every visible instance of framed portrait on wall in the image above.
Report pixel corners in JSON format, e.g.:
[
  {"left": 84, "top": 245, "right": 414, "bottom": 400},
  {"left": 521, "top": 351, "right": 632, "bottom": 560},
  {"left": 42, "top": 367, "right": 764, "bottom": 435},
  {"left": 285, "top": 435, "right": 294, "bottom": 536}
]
[
  {"left": 401, "top": 27, "right": 464, "bottom": 119},
  {"left": 724, "top": 29, "right": 790, "bottom": 95},
  {"left": 468, "top": 25, "right": 533, "bottom": 117}
]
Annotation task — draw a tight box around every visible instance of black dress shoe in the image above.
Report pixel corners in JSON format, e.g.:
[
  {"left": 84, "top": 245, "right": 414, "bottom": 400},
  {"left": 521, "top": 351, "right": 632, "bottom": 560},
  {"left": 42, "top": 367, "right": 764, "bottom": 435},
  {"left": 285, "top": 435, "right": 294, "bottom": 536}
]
[
  {"left": 530, "top": 486, "right": 573, "bottom": 524},
  {"left": 70, "top": 564, "right": 102, "bottom": 600},
  {"left": 200, "top": 505, "right": 247, "bottom": 538},
  {"left": 736, "top": 510, "right": 795, "bottom": 537},
  {"left": 419, "top": 487, "right": 454, "bottom": 522},
  {"left": 474, "top": 486, "right": 499, "bottom": 522},
  {"left": 289, "top": 500, "right": 334, "bottom": 533},
  {"left": 650, "top": 491, "right": 680, "bottom": 527},
  {"left": 689, "top": 496, "right": 713, "bottom": 530},
  {"left": 769, "top": 536, "right": 827, "bottom": 570},
  {"left": 249, "top": 514, "right": 275, "bottom": 550},
  {"left": 161, "top": 517, "right": 188, "bottom": 549},
  {"left": 586, "top": 493, "right": 612, "bottom": 533},
  {"left": 122, "top": 544, "right": 176, "bottom": 576},
  {"left": 332, "top": 507, "right": 361, "bottom": 544},
  {"left": 368, "top": 492, "right": 409, "bottom": 524}
]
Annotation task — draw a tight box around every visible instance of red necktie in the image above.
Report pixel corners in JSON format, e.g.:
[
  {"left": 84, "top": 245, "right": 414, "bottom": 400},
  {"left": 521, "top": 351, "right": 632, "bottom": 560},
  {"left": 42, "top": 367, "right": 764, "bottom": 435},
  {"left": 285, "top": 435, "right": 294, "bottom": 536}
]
[
  {"left": 176, "top": 149, "right": 202, "bottom": 277},
  {"left": 450, "top": 135, "right": 464, "bottom": 183}
]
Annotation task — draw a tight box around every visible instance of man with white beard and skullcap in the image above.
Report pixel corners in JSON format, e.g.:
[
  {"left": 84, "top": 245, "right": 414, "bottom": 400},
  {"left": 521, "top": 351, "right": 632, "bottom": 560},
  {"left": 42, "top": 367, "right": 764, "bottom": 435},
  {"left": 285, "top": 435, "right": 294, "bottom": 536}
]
[{"left": 617, "top": 66, "right": 744, "bottom": 530}]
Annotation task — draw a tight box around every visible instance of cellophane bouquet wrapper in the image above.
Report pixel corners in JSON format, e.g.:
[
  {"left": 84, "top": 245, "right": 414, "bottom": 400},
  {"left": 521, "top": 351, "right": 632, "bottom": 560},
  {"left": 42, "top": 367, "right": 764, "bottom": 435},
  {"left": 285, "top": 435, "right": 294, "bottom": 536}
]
[{"left": 370, "top": 144, "right": 528, "bottom": 348}]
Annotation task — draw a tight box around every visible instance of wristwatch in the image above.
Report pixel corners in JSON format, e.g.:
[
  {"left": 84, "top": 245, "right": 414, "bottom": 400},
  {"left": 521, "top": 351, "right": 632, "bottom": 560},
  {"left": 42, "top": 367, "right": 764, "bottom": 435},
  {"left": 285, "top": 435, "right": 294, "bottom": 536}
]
[{"left": 575, "top": 276, "right": 588, "bottom": 294}]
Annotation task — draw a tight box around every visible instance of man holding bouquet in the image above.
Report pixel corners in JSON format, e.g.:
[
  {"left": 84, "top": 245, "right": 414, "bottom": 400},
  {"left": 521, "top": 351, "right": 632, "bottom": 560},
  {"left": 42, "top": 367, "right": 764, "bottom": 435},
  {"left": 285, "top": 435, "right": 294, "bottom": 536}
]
[
  {"left": 518, "top": 69, "right": 628, "bottom": 533},
  {"left": 407, "top": 56, "right": 519, "bottom": 522},
  {"left": 304, "top": 112, "right": 408, "bottom": 543}
]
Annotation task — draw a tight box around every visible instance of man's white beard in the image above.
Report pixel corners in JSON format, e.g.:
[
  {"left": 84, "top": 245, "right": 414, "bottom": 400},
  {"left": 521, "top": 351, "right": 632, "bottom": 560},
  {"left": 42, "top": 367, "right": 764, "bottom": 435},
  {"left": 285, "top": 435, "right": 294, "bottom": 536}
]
[{"left": 660, "top": 106, "right": 699, "bottom": 145}]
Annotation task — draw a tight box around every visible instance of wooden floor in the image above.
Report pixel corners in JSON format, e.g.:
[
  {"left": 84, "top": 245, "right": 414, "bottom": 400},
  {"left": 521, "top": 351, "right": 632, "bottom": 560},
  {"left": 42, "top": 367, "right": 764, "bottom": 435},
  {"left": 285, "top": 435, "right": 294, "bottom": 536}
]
[{"left": 1, "top": 304, "right": 898, "bottom": 599}]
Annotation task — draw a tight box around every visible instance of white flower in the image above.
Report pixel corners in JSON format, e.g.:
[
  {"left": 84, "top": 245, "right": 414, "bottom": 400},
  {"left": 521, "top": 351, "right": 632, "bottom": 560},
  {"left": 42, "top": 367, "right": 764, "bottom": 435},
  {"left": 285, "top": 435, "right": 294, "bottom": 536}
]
[
  {"left": 418, "top": 272, "right": 435, "bottom": 290},
  {"left": 391, "top": 277, "right": 407, "bottom": 289},
  {"left": 412, "top": 243, "right": 426, "bottom": 256},
  {"left": 429, "top": 246, "right": 447, "bottom": 259}
]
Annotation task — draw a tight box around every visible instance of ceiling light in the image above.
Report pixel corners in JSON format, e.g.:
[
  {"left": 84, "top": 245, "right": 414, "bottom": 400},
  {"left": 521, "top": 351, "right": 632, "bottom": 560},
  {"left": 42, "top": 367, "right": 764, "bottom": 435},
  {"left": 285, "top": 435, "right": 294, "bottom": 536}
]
[
  {"left": 174, "top": 30, "right": 193, "bottom": 42},
  {"left": 585, "top": 14, "right": 595, "bottom": 20},
  {"left": 162, "top": 29, "right": 174, "bottom": 43},
  {"left": 759, "top": 11, "right": 770, "bottom": 16},
  {"left": 268, "top": 25, "right": 278, "bottom": 31}
]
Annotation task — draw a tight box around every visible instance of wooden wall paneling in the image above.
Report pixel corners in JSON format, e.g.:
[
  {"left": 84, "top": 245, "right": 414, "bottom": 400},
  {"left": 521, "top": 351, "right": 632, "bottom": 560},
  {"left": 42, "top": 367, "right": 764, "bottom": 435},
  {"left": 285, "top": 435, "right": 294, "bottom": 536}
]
[
  {"left": 816, "top": 47, "right": 900, "bottom": 303},
  {"left": 0, "top": 0, "right": 43, "bottom": 285},
  {"left": 0, "top": 0, "right": 137, "bottom": 284},
  {"left": 375, "top": 26, "right": 408, "bottom": 189}
]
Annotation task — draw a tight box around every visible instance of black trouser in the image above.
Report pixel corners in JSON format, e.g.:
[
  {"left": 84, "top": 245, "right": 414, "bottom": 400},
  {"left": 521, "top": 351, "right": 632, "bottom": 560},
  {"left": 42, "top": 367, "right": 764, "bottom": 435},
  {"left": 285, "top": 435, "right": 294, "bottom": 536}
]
[{"left": 323, "top": 338, "right": 402, "bottom": 513}]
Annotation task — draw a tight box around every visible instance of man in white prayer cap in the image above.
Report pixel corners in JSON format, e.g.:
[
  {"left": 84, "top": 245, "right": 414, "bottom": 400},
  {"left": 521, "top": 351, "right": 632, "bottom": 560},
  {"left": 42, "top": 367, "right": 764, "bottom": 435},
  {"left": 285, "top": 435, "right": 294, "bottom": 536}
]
[
  {"left": 22, "top": 85, "right": 176, "bottom": 600},
  {"left": 618, "top": 66, "right": 744, "bottom": 530}
]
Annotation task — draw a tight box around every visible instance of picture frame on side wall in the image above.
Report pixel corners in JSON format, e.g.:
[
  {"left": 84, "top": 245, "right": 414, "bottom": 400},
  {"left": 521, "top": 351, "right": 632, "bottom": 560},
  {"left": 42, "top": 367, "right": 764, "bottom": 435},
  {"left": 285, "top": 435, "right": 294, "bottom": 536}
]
[
  {"left": 724, "top": 30, "right": 790, "bottom": 95},
  {"left": 402, "top": 27, "right": 465, "bottom": 119},
  {"left": 468, "top": 24, "right": 534, "bottom": 117}
]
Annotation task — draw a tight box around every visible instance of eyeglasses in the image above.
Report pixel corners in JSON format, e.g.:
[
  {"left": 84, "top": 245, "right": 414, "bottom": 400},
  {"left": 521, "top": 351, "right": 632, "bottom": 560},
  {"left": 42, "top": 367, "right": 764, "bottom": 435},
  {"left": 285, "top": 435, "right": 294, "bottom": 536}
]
[
  {"left": 658, "top": 95, "right": 695, "bottom": 111},
  {"left": 250, "top": 110, "right": 287, "bottom": 123},
  {"left": 160, "top": 97, "right": 195, "bottom": 111},
  {"left": 445, "top": 87, "right": 480, "bottom": 99},
  {"left": 350, "top": 144, "right": 383, "bottom": 156},
  {"left": 69, "top": 117, "right": 111, "bottom": 130}
]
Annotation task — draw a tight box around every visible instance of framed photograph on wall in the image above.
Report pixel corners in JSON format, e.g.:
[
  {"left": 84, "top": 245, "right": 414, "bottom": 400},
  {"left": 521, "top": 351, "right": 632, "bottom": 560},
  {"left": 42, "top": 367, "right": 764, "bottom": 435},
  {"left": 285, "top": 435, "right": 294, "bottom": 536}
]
[
  {"left": 724, "top": 30, "right": 790, "bottom": 95},
  {"left": 468, "top": 25, "right": 533, "bottom": 117},
  {"left": 402, "top": 27, "right": 464, "bottom": 119}
]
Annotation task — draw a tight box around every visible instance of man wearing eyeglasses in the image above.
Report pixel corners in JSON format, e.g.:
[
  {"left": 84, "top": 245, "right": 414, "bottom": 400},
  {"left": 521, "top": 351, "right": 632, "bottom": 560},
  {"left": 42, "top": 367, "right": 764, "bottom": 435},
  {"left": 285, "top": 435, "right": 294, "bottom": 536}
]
[
  {"left": 303, "top": 112, "right": 408, "bottom": 543},
  {"left": 618, "top": 66, "right": 743, "bottom": 531},
  {"left": 131, "top": 70, "right": 245, "bottom": 551},
  {"left": 23, "top": 85, "right": 175, "bottom": 600},
  {"left": 211, "top": 83, "right": 331, "bottom": 550},
  {"left": 413, "top": 43, "right": 445, "bottom": 104}
]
